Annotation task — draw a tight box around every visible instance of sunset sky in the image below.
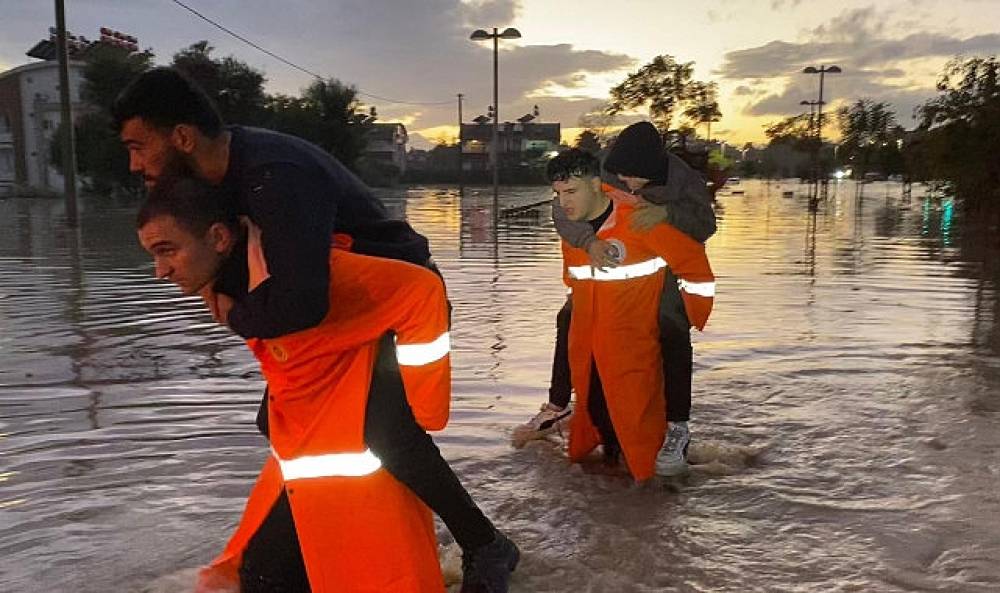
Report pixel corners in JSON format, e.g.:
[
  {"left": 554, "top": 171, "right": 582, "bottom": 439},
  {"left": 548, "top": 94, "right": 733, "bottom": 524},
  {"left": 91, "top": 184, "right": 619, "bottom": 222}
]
[{"left": 2, "top": 0, "right": 998, "bottom": 148}]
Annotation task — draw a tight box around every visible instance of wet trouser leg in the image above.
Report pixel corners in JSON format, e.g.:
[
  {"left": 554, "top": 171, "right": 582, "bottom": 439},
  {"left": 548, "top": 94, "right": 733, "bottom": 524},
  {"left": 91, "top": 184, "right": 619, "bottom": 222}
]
[
  {"left": 364, "top": 333, "right": 497, "bottom": 551},
  {"left": 253, "top": 335, "right": 497, "bottom": 553},
  {"left": 239, "top": 490, "right": 311, "bottom": 593},
  {"left": 547, "top": 297, "right": 573, "bottom": 409},
  {"left": 585, "top": 360, "right": 620, "bottom": 460},
  {"left": 551, "top": 287, "right": 694, "bottom": 422},
  {"left": 659, "top": 277, "right": 693, "bottom": 423}
]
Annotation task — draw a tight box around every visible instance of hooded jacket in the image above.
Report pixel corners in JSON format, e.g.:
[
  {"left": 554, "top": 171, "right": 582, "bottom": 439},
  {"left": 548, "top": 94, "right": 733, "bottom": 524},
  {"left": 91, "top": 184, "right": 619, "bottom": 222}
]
[{"left": 552, "top": 150, "right": 717, "bottom": 247}]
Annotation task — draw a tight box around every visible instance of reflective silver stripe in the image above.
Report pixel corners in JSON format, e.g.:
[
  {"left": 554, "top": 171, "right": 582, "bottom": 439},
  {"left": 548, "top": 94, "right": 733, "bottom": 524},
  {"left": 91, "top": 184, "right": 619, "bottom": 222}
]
[
  {"left": 678, "top": 279, "right": 716, "bottom": 297},
  {"left": 275, "top": 448, "right": 382, "bottom": 480},
  {"left": 395, "top": 331, "right": 450, "bottom": 366},
  {"left": 567, "top": 257, "right": 667, "bottom": 281}
]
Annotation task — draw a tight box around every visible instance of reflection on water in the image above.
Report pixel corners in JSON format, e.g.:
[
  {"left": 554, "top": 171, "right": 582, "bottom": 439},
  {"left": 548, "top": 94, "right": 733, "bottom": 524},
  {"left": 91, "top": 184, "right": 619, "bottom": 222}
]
[{"left": 1, "top": 181, "right": 998, "bottom": 592}]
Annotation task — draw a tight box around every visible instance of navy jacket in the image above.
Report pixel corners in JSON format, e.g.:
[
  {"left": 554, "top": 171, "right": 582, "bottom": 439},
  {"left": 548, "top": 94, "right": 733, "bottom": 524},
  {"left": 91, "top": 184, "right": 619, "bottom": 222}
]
[{"left": 216, "top": 125, "right": 431, "bottom": 339}]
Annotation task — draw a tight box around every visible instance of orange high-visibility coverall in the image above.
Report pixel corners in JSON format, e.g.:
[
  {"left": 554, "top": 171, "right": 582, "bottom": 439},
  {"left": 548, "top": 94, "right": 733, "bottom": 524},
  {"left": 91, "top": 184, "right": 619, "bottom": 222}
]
[
  {"left": 564, "top": 185, "right": 715, "bottom": 481},
  {"left": 198, "top": 248, "right": 450, "bottom": 593}
]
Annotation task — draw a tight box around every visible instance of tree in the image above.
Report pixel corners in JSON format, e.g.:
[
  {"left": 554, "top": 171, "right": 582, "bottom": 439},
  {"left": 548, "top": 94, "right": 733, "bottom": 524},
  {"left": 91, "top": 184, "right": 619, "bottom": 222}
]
[
  {"left": 683, "top": 81, "right": 722, "bottom": 141},
  {"left": 836, "top": 99, "right": 897, "bottom": 177},
  {"left": 606, "top": 55, "right": 697, "bottom": 133},
  {"left": 299, "top": 79, "right": 376, "bottom": 169},
  {"left": 51, "top": 43, "right": 154, "bottom": 194},
  {"left": 79, "top": 43, "right": 155, "bottom": 110},
  {"left": 574, "top": 130, "right": 602, "bottom": 154},
  {"left": 915, "top": 56, "right": 1000, "bottom": 210},
  {"left": 172, "top": 41, "right": 268, "bottom": 126},
  {"left": 764, "top": 114, "right": 815, "bottom": 151}
]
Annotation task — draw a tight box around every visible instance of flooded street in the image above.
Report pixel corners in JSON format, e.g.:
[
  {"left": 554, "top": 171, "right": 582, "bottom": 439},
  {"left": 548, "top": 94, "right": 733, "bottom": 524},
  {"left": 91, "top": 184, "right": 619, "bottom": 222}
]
[{"left": 1, "top": 181, "right": 998, "bottom": 592}]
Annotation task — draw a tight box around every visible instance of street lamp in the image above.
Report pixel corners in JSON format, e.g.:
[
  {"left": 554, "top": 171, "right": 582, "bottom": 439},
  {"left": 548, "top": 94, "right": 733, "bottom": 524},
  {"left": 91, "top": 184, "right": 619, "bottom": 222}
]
[
  {"left": 803, "top": 65, "right": 841, "bottom": 196},
  {"left": 470, "top": 27, "right": 521, "bottom": 203},
  {"left": 802, "top": 65, "right": 841, "bottom": 146}
]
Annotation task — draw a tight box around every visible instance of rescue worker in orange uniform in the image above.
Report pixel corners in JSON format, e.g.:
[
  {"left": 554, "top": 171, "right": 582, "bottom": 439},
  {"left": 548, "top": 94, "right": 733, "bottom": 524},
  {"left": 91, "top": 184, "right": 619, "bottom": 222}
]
[
  {"left": 136, "top": 176, "right": 461, "bottom": 592},
  {"left": 547, "top": 149, "right": 715, "bottom": 482}
]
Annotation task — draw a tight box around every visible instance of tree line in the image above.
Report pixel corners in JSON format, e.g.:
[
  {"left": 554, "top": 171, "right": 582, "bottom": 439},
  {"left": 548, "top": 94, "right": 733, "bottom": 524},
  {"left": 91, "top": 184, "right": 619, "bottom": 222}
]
[
  {"left": 755, "top": 56, "right": 999, "bottom": 211},
  {"left": 55, "top": 41, "right": 375, "bottom": 194}
]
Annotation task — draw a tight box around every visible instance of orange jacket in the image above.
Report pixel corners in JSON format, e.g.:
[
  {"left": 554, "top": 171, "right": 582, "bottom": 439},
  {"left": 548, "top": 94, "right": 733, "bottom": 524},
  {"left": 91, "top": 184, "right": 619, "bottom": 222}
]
[
  {"left": 564, "top": 185, "right": 715, "bottom": 481},
  {"left": 198, "top": 249, "right": 449, "bottom": 593}
]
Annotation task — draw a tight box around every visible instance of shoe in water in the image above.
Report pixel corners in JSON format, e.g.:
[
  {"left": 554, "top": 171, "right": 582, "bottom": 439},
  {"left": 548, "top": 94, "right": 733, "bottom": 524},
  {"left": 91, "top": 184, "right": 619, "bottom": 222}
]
[
  {"left": 460, "top": 531, "right": 520, "bottom": 593},
  {"left": 660, "top": 421, "right": 690, "bottom": 476},
  {"left": 511, "top": 403, "right": 572, "bottom": 447}
]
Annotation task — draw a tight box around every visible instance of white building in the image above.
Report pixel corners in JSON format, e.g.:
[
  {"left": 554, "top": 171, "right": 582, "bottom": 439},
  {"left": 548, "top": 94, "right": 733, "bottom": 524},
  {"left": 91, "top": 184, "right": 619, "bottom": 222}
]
[
  {"left": 364, "top": 123, "right": 408, "bottom": 175},
  {"left": 0, "top": 60, "right": 87, "bottom": 196}
]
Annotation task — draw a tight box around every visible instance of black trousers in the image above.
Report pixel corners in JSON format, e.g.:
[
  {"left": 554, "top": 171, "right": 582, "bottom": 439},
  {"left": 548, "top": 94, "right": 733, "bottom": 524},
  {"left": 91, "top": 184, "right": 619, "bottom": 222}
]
[
  {"left": 548, "top": 277, "right": 693, "bottom": 422},
  {"left": 252, "top": 334, "right": 496, "bottom": 564},
  {"left": 584, "top": 360, "right": 620, "bottom": 462},
  {"left": 239, "top": 489, "right": 310, "bottom": 593}
]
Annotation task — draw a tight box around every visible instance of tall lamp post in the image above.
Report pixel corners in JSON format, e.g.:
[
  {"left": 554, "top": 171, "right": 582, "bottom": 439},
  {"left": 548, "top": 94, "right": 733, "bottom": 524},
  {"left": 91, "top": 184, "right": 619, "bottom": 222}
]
[
  {"left": 803, "top": 65, "right": 841, "bottom": 197},
  {"left": 470, "top": 27, "right": 521, "bottom": 208}
]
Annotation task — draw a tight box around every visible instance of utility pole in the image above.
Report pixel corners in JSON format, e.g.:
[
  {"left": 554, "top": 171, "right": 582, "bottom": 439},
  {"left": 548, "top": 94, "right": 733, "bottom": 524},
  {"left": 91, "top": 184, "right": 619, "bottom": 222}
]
[
  {"left": 491, "top": 29, "right": 499, "bottom": 210},
  {"left": 54, "top": 0, "right": 79, "bottom": 227},
  {"left": 457, "top": 93, "right": 464, "bottom": 188}
]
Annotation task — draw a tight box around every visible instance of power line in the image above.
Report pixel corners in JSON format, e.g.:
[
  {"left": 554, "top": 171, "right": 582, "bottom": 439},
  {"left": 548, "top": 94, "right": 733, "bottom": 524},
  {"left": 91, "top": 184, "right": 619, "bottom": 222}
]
[{"left": 168, "top": 0, "right": 455, "bottom": 106}]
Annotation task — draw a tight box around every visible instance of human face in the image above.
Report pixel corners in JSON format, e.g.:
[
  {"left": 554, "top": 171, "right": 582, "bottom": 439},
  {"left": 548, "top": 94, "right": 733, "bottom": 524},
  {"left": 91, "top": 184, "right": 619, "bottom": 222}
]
[
  {"left": 120, "top": 118, "right": 192, "bottom": 189},
  {"left": 137, "top": 215, "right": 230, "bottom": 296},
  {"left": 552, "top": 175, "right": 605, "bottom": 221},
  {"left": 617, "top": 174, "right": 650, "bottom": 192}
]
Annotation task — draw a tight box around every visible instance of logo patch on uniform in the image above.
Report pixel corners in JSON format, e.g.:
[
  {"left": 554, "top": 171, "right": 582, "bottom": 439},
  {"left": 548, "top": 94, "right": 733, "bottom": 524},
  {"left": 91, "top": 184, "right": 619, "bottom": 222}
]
[
  {"left": 269, "top": 343, "right": 289, "bottom": 362},
  {"left": 606, "top": 239, "right": 627, "bottom": 264}
]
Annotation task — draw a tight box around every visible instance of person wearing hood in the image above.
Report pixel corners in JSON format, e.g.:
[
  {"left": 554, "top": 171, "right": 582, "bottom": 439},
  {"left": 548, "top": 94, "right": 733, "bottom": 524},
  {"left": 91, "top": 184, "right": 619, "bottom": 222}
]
[{"left": 513, "top": 122, "right": 716, "bottom": 476}]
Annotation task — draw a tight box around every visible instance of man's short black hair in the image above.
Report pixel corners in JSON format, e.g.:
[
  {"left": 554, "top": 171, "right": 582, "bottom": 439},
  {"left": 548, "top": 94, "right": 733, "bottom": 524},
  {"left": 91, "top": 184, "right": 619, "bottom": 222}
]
[
  {"left": 113, "top": 67, "right": 224, "bottom": 137},
  {"left": 137, "top": 176, "right": 238, "bottom": 236},
  {"left": 546, "top": 148, "right": 601, "bottom": 182}
]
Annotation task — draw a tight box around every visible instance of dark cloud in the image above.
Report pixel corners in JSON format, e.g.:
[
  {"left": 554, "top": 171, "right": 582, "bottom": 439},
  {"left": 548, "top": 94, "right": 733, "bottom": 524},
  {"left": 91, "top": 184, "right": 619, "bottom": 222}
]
[
  {"left": 746, "top": 70, "right": 932, "bottom": 123},
  {"left": 717, "top": 6, "right": 1000, "bottom": 121},
  {"left": 0, "top": 0, "right": 633, "bottom": 133}
]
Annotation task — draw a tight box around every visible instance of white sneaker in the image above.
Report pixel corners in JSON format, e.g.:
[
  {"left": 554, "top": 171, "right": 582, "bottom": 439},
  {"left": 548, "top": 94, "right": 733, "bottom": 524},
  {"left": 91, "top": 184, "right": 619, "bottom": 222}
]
[
  {"left": 660, "top": 421, "right": 690, "bottom": 476},
  {"left": 511, "top": 403, "right": 572, "bottom": 447}
]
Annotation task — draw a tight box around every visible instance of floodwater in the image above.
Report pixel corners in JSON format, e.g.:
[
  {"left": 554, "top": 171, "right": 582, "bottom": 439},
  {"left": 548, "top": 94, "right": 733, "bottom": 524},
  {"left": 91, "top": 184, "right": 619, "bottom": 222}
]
[{"left": 1, "top": 180, "right": 998, "bottom": 593}]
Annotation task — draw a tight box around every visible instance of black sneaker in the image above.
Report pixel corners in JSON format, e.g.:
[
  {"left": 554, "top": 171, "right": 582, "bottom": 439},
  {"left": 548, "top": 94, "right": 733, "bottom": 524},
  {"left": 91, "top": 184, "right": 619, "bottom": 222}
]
[{"left": 460, "top": 531, "right": 520, "bottom": 593}]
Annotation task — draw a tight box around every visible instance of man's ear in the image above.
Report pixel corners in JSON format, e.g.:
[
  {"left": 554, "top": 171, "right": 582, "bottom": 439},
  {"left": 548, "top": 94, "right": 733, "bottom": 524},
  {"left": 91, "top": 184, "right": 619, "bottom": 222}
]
[
  {"left": 590, "top": 175, "right": 602, "bottom": 193},
  {"left": 207, "top": 222, "right": 235, "bottom": 254},
  {"left": 170, "top": 124, "right": 199, "bottom": 155}
]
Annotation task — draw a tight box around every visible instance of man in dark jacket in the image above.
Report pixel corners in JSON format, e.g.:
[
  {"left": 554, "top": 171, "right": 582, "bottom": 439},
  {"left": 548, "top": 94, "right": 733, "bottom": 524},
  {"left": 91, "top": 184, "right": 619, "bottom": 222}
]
[
  {"left": 513, "top": 121, "right": 716, "bottom": 476},
  {"left": 115, "top": 67, "right": 517, "bottom": 593}
]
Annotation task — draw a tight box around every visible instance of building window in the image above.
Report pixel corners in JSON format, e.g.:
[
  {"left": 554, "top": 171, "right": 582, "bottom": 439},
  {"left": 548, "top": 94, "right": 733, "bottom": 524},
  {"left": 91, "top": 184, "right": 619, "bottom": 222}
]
[{"left": 0, "top": 149, "right": 13, "bottom": 177}]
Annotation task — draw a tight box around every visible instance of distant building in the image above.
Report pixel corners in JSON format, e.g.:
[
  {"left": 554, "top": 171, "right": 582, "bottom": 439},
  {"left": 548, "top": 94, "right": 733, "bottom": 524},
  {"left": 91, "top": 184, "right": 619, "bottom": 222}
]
[
  {"left": 0, "top": 60, "right": 87, "bottom": 195},
  {"left": 364, "top": 122, "right": 408, "bottom": 175},
  {"left": 0, "top": 27, "right": 136, "bottom": 195},
  {"left": 460, "top": 109, "right": 560, "bottom": 172},
  {"left": 406, "top": 148, "right": 430, "bottom": 172}
]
